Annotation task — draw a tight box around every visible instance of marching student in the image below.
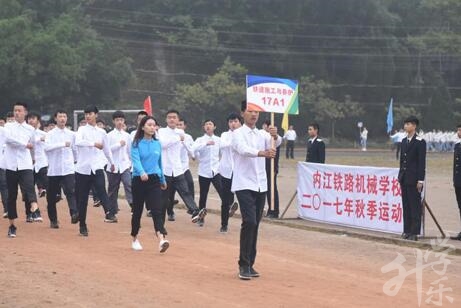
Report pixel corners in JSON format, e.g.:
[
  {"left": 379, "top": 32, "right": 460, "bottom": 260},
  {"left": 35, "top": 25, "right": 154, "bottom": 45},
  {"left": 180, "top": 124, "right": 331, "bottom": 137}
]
[
  {"left": 452, "top": 124, "right": 461, "bottom": 241},
  {"left": 262, "top": 119, "right": 282, "bottom": 219},
  {"left": 4, "top": 102, "right": 42, "bottom": 237},
  {"left": 75, "top": 105, "right": 117, "bottom": 237},
  {"left": 283, "top": 125, "right": 297, "bottom": 159},
  {"left": 232, "top": 100, "right": 281, "bottom": 280},
  {"left": 398, "top": 116, "right": 426, "bottom": 241},
  {"left": 305, "top": 123, "right": 326, "bottom": 164},
  {"left": 157, "top": 110, "right": 206, "bottom": 223},
  {"left": 0, "top": 122, "right": 7, "bottom": 218},
  {"left": 218, "top": 113, "right": 242, "bottom": 232},
  {"left": 27, "top": 112, "right": 49, "bottom": 199},
  {"left": 193, "top": 119, "right": 224, "bottom": 227},
  {"left": 44, "top": 110, "right": 79, "bottom": 228},
  {"left": 130, "top": 116, "right": 169, "bottom": 252},
  {"left": 106, "top": 111, "right": 133, "bottom": 213},
  {"left": 166, "top": 117, "right": 194, "bottom": 221}
]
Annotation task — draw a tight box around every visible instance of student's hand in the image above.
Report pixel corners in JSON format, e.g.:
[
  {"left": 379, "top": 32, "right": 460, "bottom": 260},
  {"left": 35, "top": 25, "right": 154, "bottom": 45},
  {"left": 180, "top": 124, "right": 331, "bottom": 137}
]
[
  {"left": 179, "top": 135, "right": 185, "bottom": 142},
  {"left": 160, "top": 183, "right": 168, "bottom": 190},
  {"left": 120, "top": 140, "right": 126, "bottom": 146},
  {"left": 40, "top": 136, "right": 45, "bottom": 142},
  {"left": 94, "top": 142, "right": 103, "bottom": 149},
  {"left": 258, "top": 149, "right": 276, "bottom": 158},
  {"left": 140, "top": 174, "right": 148, "bottom": 181},
  {"left": 26, "top": 143, "right": 33, "bottom": 149},
  {"left": 65, "top": 141, "right": 71, "bottom": 147},
  {"left": 269, "top": 126, "right": 278, "bottom": 139},
  {"left": 417, "top": 182, "right": 423, "bottom": 193}
]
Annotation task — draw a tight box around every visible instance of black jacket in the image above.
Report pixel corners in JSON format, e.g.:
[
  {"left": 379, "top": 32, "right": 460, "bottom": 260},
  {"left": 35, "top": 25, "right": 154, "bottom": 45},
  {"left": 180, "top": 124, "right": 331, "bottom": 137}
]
[
  {"left": 398, "top": 136, "right": 426, "bottom": 185},
  {"left": 306, "top": 137, "right": 325, "bottom": 164},
  {"left": 454, "top": 142, "right": 461, "bottom": 187}
]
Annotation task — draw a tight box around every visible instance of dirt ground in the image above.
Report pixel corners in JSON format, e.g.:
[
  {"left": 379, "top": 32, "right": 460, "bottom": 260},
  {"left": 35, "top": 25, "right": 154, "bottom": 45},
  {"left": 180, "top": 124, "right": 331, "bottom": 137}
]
[{"left": 1, "top": 149, "right": 460, "bottom": 307}]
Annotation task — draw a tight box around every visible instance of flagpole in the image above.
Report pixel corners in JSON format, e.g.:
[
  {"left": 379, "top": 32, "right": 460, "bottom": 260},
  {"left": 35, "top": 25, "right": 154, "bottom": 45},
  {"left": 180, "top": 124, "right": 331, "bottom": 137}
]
[{"left": 270, "top": 112, "right": 275, "bottom": 212}]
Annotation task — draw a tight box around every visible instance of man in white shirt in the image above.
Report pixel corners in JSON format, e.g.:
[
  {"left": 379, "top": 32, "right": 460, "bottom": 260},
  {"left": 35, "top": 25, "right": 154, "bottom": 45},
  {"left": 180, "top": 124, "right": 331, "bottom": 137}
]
[
  {"left": 75, "top": 106, "right": 117, "bottom": 237},
  {"left": 219, "top": 113, "right": 242, "bottom": 232},
  {"left": 283, "top": 125, "right": 297, "bottom": 159},
  {"left": 4, "top": 102, "right": 42, "bottom": 237},
  {"left": 158, "top": 110, "right": 206, "bottom": 223},
  {"left": 193, "top": 119, "right": 224, "bottom": 227},
  {"left": 166, "top": 118, "right": 194, "bottom": 221},
  {"left": 232, "top": 100, "right": 281, "bottom": 280},
  {"left": 0, "top": 120, "right": 8, "bottom": 218},
  {"left": 27, "top": 112, "right": 49, "bottom": 199},
  {"left": 106, "top": 111, "right": 133, "bottom": 213},
  {"left": 44, "top": 110, "right": 79, "bottom": 228}
]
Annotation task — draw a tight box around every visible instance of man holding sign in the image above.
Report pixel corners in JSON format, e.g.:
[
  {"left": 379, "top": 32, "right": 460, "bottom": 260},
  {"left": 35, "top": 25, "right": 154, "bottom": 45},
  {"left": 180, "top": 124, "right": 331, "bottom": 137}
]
[{"left": 232, "top": 100, "right": 281, "bottom": 280}]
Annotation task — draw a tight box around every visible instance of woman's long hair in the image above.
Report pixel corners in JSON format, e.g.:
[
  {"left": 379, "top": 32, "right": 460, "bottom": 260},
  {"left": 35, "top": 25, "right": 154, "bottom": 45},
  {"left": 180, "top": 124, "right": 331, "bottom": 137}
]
[{"left": 132, "top": 116, "right": 158, "bottom": 147}]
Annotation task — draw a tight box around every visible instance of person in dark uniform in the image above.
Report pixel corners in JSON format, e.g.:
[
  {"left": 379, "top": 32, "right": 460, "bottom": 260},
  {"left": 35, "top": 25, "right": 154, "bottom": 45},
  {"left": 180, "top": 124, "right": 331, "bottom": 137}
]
[
  {"left": 305, "top": 123, "right": 325, "bottom": 164},
  {"left": 452, "top": 124, "right": 461, "bottom": 241},
  {"left": 398, "top": 116, "right": 426, "bottom": 241},
  {"left": 263, "top": 119, "right": 281, "bottom": 219}
]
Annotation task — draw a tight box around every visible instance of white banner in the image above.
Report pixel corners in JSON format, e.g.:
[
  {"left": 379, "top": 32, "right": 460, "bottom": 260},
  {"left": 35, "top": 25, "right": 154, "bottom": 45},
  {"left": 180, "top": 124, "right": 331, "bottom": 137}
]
[{"left": 297, "top": 162, "right": 403, "bottom": 234}]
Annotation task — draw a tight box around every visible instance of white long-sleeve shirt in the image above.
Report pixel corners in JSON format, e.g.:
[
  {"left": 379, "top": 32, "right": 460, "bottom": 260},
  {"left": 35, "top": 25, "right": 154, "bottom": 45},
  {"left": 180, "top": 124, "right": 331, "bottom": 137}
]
[
  {"left": 3, "top": 121, "right": 35, "bottom": 171},
  {"left": 193, "top": 134, "right": 221, "bottom": 178},
  {"left": 219, "top": 130, "right": 235, "bottom": 179},
  {"left": 158, "top": 127, "right": 185, "bottom": 177},
  {"left": 180, "top": 133, "right": 194, "bottom": 173},
  {"left": 283, "top": 129, "right": 297, "bottom": 141},
  {"left": 106, "top": 128, "right": 131, "bottom": 173},
  {"left": 75, "top": 124, "right": 114, "bottom": 175},
  {"left": 32, "top": 129, "right": 48, "bottom": 172},
  {"left": 44, "top": 127, "right": 77, "bottom": 176},
  {"left": 231, "top": 124, "right": 282, "bottom": 193}
]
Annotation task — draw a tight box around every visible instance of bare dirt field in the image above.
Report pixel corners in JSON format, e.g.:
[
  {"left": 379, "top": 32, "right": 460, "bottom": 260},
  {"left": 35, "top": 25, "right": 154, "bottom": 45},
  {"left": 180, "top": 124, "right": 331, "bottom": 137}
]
[{"left": 1, "top": 149, "right": 460, "bottom": 308}]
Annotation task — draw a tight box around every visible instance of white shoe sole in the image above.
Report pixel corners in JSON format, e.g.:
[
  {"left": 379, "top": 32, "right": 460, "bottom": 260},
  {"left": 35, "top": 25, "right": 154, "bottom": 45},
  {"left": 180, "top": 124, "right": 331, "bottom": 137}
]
[
  {"left": 191, "top": 209, "right": 207, "bottom": 223},
  {"left": 229, "top": 202, "right": 238, "bottom": 217}
]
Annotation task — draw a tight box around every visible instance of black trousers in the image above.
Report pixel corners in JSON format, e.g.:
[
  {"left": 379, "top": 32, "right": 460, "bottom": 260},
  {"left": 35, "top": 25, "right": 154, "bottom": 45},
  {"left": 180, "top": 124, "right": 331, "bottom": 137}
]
[
  {"left": 75, "top": 170, "right": 114, "bottom": 227},
  {"left": 47, "top": 174, "right": 78, "bottom": 222},
  {"left": 236, "top": 190, "right": 265, "bottom": 267},
  {"left": 286, "top": 140, "right": 295, "bottom": 159},
  {"left": 35, "top": 167, "right": 48, "bottom": 190},
  {"left": 131, "top": 175, "right": 166, "bottom": 237},
  {"left": 266, "top": 169, "right": 280, "bottom": 216},
  {"left": 401, "top": 184, "right": 422, "bottom": 235},
  {"left": 198, "top": 174, "right": 224, "bottom": 210},
  {"left": 455, "top": 186, "right": 461, "bottom": 222},
  {"left": 163, "top": 173, "right": 198, "bottom": 218},
  {"left": 0, "top": 168, "right": 8, "bottom": 213},
  {"left": 6, "top": 169, "right": 37, "bottom": 220},
  {"left": 168, "top": 169, "right": 194, "bottom": 215},
  {"left": 221, "top": 176, "right": 235, "bottom": 227}
]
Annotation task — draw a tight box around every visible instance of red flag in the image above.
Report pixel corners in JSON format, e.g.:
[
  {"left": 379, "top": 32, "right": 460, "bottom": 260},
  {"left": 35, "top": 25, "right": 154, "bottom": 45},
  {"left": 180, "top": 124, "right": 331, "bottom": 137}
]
[{"left": 143, "top": 96, "right": 152, "bottom": 116}]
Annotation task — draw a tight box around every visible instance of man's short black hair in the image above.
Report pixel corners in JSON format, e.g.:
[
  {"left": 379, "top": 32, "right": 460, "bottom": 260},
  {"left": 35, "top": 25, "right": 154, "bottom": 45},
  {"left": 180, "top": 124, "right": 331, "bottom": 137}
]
[
  {"left": 27, "top": 111, "right": 40, "bottom": 120},
  {"left": 96, "top": 119, "right": 105, "bottom": 125},
  {"left": 84, "top": 105, "right": 98, "bottom": 114},
  {"left": 54, "top": 109, "right": 67, "bottom": 117},
  {"left": 226, "top": 112, "right": 242, "bottom": 123},
  {"left": 47, "top": 119, "right": 57, "bottom": 125},
  {"left": 240, "top": 100, "right": 247, "bottom": 112},
  {"left": 403, "top": 116, "right": 419, "bottom": 126},
  {"left": 263, "top": 119, "right": 271, "bottom": 126},
  {"left": 456, "top": 124, "right": 461, "bottom": 129},
  {"left": 13, "top": 101, "right": 28, "bottom": 110},
  {"left": 112, "top": 110, "right": 125, "bottom": 120},
  {"left": 203, "top": 119, "right": 215, "bottom": 126},
  {"left": 178, "top": 117, "right": 187, "bottom": 124},
  {"left": 309, "top": 122, "right": 320, "bottom": 132},
  {"left": 137, "top": 110, "right": 148, "bottom": 117},
  {"left": 166, "top": 109, "right": 180, "bottom": 116}
]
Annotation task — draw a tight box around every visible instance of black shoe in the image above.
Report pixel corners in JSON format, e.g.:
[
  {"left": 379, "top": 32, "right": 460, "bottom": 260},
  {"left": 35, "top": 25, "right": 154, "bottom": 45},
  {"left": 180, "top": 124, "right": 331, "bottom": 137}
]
[
  {"left": 26, "top": 213, "right": 33, "bottom": 223},
  {"left": 192, "top": 208, "right": 207, "bottom": 223},
  {"left": 39, "top": 190, "right": 46, "bottom": 198},
  {"left": 455, "top": 232, "right": 461, "bottom": 241},
  {"left": 220, "top": 226, "right": 228, "bottom": 233},
  {"left": 93, "top": 199, "right": 101, "bottom": 207},
  {"left": 238, "top": 266, "right": 252, "bottom": 280},
  {"left": 407, "top": 234, "right": 418, "bottom": 241},
  {"left": 168, "top": 213, "right": 175, "bottom": 221},
  {"left": 104, "top": 214, "right": 118, "bottom": 223},
  {"left": 8, "top": 225, "right": 17, "bottom": 238},
  {"left": 249, "top": 267, "right": 260, "bottom": 278},
  {"left": 79, "top": 225, "right": 88, "bottom": 236},
  {"left": 146, "top": 210, "right": 152, "bottom": 217},
  {"left": 71, "top": 213, "right": 79, "bottom": 224},
  {"left": 55, "top": 194, "right": 62, "bottom": 203},
  {"left": 400, "top": 233, "right": 409, "bottom": 239},
  {"left": 173, "top": 199, "right": 179, "bottom": 205},
  {"left": 229, "top": 202, "right": 238, "bottom": 217},
  {"left": 50, "top": 221, "right": 59, "bottom": 229},
  {"left": 32, "top": 209, "right": 43, "bottom": 222}
]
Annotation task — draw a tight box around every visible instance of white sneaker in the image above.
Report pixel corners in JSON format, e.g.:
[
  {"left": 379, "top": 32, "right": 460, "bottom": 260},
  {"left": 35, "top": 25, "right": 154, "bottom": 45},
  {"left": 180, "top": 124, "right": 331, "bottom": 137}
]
[
  {"left": 159, "top": 239, "right": 169, "bottom": 253},
  {"left": 131, "top": 239, "right": 143, "bottom": 251}
]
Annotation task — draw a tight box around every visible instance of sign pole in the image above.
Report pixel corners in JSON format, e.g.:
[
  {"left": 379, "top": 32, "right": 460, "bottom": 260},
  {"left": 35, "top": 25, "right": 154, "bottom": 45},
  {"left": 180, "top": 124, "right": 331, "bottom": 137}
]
[{"left": 270, "top": 112, "right": 275, "bottom": 212}]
